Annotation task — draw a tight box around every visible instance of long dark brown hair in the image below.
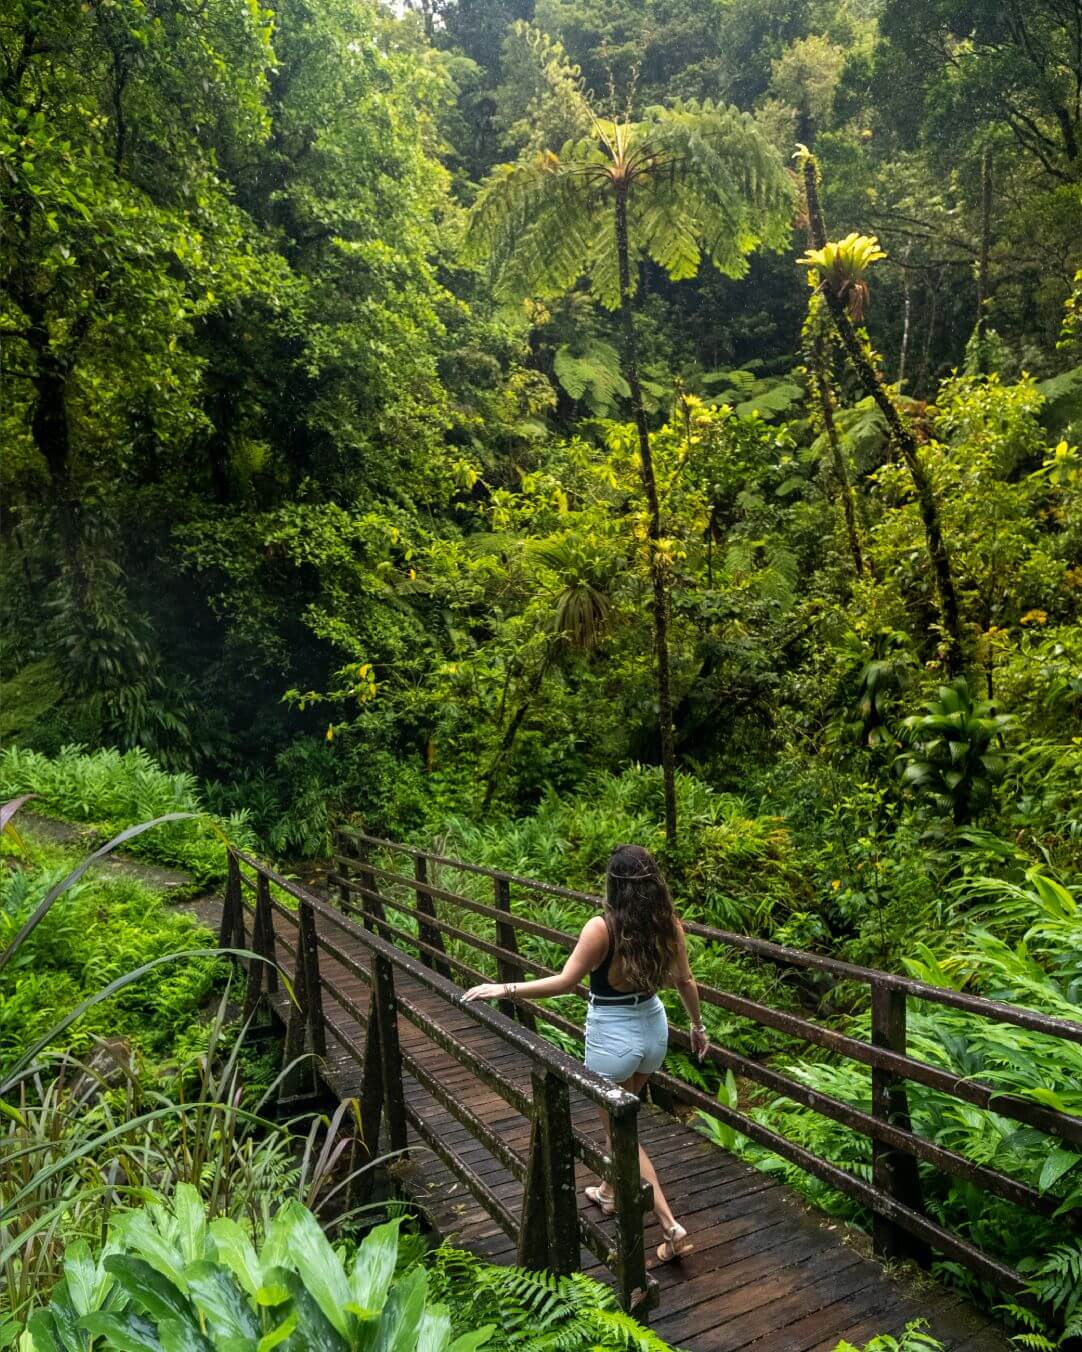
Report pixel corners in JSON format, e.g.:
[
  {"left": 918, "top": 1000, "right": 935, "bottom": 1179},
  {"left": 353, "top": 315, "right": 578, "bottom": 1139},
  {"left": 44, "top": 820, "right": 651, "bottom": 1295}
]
[{"left": 604, "top": 844, "right": 680, "bottom": 992}]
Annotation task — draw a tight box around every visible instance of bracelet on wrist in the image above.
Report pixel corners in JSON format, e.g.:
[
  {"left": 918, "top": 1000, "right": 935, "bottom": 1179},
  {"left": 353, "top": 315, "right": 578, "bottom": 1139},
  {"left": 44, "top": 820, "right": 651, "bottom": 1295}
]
[{"left": 691, "top": 1022, "right": 706, "bottom": 1033}]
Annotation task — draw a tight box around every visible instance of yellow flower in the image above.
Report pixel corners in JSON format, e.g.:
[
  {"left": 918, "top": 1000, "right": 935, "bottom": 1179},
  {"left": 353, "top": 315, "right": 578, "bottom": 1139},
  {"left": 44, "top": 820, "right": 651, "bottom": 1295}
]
[
  {"left": 1020, "top": 609, "right": 1048, "bottom": 626},
  {"left": 326, "top": 725, "right": 334, "bottom": 743},
  {"left": 831, "top": 880, "right": 841, "bottom": 891}
]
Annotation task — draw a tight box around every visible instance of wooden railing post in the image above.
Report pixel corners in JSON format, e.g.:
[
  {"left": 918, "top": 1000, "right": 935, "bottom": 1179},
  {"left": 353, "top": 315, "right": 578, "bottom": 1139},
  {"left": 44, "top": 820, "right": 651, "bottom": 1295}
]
[
  {"left": 298, "top": 900, "right": 327, "bottom": 1060},
  {"left": 357, "top": 840, "right": 386, "bottom": 933},
  {"left": 608, "top": 1101, "right": 654, "bottom": 1314},
  {"left": 494, "top": 876, "right": 535, "bottom": 1030},
  {"left": 350, "top": 988, "right": 385, "bottom": 1206},
  {"left": 243, "top": 872, "right": 280, "bottom": 1024},
  {"left": 415, "top": 855, "right": 451, "bottom": 978},
  {"left": 281, "top": 899, "right": 326, "bottom": 1100},
  {"left": 517, "top": 1070, "right": 579, "bottom": 1273},
  {"left": 372, "top": 953, "right": 408, "bottom": 1155},
  {"left": 219, "top": 852, "right": 245, "bottom": 955},
  {"left": 871, "top": 981, "right": 929, "bottom": 1265}
]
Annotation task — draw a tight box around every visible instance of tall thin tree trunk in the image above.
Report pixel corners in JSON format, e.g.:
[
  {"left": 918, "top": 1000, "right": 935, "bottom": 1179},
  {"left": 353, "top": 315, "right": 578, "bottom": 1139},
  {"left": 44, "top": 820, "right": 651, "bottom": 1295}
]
[
  {"left": 898, "top": 242, "right": 912, "bottom": 389},
  {"left": 614, "top": 184, "right": 678, "bottom": 844},
  {"left": 803, "top": 156, "right": 964, "bottom": 674},
  {"left": 919, "top": 273, "right": 940, "bottom": 396},
  {"left": 975, "top": 147, "right": 993, "bottom": 369},
  {"left": 813, "top": 333, "right": 865, "bottom": 577}
]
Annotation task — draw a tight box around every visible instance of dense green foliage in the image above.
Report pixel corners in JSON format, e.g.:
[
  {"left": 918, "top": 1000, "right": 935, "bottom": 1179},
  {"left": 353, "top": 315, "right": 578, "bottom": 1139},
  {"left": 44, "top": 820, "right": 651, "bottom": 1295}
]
[
  {"left": 3, "top": 0, "right": 1082, "bottom": 1344},
  {"left": 0, "top": 836, "right": 219, "bottom": 1059},
  {"left": 18, "top": 1196, "right": 491, "bottom": 1352}
]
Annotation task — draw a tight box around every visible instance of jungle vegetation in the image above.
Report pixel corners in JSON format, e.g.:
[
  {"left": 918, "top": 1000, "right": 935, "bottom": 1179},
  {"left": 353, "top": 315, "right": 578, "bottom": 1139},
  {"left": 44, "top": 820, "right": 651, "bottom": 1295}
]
[{"left": 2, "top": 0, "right": 1082, "bottom": 1345}]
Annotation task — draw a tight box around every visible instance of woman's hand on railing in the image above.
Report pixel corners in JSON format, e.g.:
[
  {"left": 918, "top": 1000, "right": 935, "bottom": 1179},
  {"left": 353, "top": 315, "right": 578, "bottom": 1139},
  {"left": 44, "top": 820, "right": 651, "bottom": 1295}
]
[
  {"left": 462, "top": 982, "right": 509, "bottom": 1003},
  {"left": 691, "top": 1024, "right": 709, "bottom": 1062}
]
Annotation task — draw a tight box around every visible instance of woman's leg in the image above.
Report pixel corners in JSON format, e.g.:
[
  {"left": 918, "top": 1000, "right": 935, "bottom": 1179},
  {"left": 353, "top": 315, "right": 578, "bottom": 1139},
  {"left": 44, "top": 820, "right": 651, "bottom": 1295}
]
[{"left": 591, "top": 1072, "right": 681, "bottom": 1235}]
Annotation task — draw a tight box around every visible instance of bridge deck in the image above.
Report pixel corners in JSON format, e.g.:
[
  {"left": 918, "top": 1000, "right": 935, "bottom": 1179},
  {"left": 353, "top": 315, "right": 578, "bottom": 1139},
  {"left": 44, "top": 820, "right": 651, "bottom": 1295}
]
[{"left": 196, "top": 894, "right": 1014, "bottom": 1352}]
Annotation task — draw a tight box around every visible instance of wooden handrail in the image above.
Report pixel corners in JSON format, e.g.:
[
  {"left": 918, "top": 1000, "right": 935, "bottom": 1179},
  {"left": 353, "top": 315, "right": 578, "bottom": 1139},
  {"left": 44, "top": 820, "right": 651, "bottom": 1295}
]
[
  {"left": 225, "top": 846, "right": 656, "bottom": 1310},
  {"left": 329, "top": 828, "right": 1082, "bottom": 1304},
  {"left": 341, "top": 827, "right": 1082, "bottom": 1042}
]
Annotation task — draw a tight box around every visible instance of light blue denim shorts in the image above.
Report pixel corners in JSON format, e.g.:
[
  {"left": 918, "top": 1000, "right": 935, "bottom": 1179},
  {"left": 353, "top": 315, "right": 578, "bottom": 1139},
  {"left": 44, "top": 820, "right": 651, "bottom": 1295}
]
[{"left": 584, "top": 995, "right": 668, "bottom": 1083}]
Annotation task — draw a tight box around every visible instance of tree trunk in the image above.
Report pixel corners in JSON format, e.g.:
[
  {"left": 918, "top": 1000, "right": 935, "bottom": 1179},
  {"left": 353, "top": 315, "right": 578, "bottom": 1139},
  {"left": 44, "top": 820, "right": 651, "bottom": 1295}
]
[
  {"left": 482, "top": 644, "right": 556, "bottom": 810},
  {"left": 25, "top": 306, "right": 81, "bottom": 575},
  {"left": 813, "top": 334, "right": 865, "bottom": 578},
  {"left": 898, "top": 242, "right": 912, "bottom": 389},
  {"left": 614, "top": 184, "right": 678, "bottom": 844},
  {"left": 975, "top": 147, "right": 992, "bottom": 369},
  {"left": 803, "top": 157, "right": 964, "bottom": 674}
]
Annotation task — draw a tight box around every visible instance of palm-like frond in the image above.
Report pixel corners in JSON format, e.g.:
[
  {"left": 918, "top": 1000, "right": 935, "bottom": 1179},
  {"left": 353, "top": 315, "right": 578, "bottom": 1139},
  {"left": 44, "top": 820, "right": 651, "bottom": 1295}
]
[{"left": 465, "top": 93, "right": 794, "bottom": 310}]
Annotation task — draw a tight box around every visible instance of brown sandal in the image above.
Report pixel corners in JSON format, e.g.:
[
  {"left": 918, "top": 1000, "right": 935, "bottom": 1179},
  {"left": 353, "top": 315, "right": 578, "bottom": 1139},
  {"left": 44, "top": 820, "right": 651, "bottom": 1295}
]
[{"left": 657, "top": 1224, "right": 694, "bottom": 1262}]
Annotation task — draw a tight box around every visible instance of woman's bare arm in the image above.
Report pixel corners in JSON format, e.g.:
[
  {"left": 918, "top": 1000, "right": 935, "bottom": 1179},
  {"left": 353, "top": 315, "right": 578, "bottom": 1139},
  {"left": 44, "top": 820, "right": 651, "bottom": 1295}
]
[
  {"left": 672, "top": 923, "right": 709, "bottom": 1059},
  {"left": 462, "top": 916, "right": 609, "bottom": 1003}
]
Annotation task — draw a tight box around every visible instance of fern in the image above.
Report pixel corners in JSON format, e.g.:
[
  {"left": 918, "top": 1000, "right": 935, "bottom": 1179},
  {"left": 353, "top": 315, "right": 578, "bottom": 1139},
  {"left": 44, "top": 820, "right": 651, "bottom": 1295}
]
[
  {"left": 553, "top": 339, "right": 630, "bottom": 413},
  {"left": 832, "top": 1319, "right": 944, "bottom": 1350},
  {"left": 1018, "top": 1242, "right": 1082, "bottom": 1341},
  {"left": 425, "top": 1252, "right": 674, "bottom": 1352}
]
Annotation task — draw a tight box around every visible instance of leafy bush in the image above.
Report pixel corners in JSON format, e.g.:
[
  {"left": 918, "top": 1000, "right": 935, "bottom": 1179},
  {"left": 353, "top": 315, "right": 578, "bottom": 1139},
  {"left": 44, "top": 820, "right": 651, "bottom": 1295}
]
[
  {"left": 16, "top": 1189, "right": 491, "bottom": 1352},
  {"left": 899, "top": 679, "right": 1014, "bottom": 826},
  {"left": 724, "top": 865, "right": 1082, "bottom": 1342},
  {"left": 0, "top": 746, "right": 254, "bottom": 884}
]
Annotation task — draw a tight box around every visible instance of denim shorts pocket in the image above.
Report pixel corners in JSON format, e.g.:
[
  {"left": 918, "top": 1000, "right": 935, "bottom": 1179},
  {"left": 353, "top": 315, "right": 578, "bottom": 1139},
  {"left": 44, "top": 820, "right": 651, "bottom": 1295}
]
[{"left": 585, "top": 1021, "right": 634, "bottom": 1058}]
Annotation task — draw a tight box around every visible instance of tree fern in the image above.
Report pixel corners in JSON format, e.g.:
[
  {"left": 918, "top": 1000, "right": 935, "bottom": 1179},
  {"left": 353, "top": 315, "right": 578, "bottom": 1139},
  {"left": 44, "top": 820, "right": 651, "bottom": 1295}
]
[
  {"left": 553, "top": 339, "right": 630, "bottom": 413},
  {"left": 464, "top": 90, "right": 794, "bottom": 311},
  {"left": 465, "top": 31, "right": 794, "bottom": 846}
]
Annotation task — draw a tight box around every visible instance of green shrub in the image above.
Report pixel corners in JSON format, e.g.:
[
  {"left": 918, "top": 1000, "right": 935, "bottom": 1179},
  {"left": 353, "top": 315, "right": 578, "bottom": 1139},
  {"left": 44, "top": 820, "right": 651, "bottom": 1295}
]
[
  {"left": 832, "top": 1322, "right": 943, "bottom": 1351},
  {"left": 16, "top": 1188, "right": 491, "bottom": 1352},
  {"left": 0, "top": 745, "right": 254, "bottom": 884},
  {"left": 426, "top": 1248, "right": 672, "bottom": 1351},
  {"left": 0, "top": 840, "right": 220, "bottom": 1060}
]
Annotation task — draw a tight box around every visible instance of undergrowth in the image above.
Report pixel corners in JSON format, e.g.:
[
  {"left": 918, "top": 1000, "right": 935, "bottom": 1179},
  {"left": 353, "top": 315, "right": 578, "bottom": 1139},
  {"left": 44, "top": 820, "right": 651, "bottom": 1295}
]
[
  {"left": 0, "top": 745, "right": 255, "bottom": 884},
  {"left": 0, "top": 837, "right": 221, "bottom": 1059}
]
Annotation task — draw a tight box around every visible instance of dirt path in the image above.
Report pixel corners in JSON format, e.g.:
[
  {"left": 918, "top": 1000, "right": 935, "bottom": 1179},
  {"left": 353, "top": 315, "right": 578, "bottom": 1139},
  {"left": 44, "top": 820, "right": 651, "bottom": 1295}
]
[{"left": 18, "top": 811, "right": 204, "bottom": 896}]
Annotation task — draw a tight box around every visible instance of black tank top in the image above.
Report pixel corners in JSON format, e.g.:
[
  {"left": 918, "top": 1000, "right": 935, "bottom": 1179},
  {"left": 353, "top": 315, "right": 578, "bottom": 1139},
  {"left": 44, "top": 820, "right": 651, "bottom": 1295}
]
[{"left": 589, "top": 915, "right": 648, "bottom": 997}]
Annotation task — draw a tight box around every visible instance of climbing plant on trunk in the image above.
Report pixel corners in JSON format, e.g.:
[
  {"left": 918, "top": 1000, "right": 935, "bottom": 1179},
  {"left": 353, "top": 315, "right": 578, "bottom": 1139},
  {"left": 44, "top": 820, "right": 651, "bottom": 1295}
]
[
  {"left": 798, "top": 150, "right": 964, "bottom": 674},
  {"left": 465, "top": 49, "right": 794, "bottom": 841}
]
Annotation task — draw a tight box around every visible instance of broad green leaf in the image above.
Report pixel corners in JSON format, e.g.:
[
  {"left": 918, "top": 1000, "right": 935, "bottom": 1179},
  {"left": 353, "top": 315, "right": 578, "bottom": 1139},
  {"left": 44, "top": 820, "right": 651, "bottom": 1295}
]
[
  {"left": 104, "top": 1256, "right": 195, "bottom": 1329},
  {"left": 173, "top": 1186, "right": 208, "bottom": 1264},
  {"left": 262, "top": 1202, "right": 350, "bottom": 1338},
  {"left": 448, "top": 1328, "right": 495, "bottom": 1352},
  {"left": 78, "top": 1312, "right": 165, "bottom": 1352},
  {"left": 256, "top": 1315, "right": 296, "bottom": 1352},
  {"left": 259, "top": 1268, "right": 347, "bottom": 1352},
  {"left": 156, "top": 1319, "right": 214, "bottom": 1352},
  {"left": 184, "top": 1261, "right": 260, "bottom": 1345},
  {"left": 415, "top": 1306, "right": 451, "bottom": 1352},
  {"left": 349, "top": 1217, "right": 403, "bottom": 1315},
  {"left": 22, "top": 1315, "right": 60, "bottom": 1352},
  {"left": 1040, "top": 1149, "right": 1081, "bottom": 1193},
  {"left": 209, "top": 1219, "right": 262, "bottom": 1297},
  {"left": 374, "top": 1266, "right": 427, "bottom": 1352},
  {"left": 63, "top": 1241, "right": 102, "bottom": 1318}
]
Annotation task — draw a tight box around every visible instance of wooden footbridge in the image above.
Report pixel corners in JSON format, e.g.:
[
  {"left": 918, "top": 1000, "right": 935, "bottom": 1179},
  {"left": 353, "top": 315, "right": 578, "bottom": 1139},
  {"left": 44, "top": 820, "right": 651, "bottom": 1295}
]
[{"left": 207, "top": 827, "right": 1082, "bottom": 1351}]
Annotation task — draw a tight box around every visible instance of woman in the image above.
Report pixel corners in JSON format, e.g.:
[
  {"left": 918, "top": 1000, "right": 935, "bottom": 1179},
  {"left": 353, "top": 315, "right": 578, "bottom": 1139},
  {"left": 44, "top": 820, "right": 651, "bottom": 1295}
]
[{"left": 463, "top": 843, "right": 708, "bottom": 1262}]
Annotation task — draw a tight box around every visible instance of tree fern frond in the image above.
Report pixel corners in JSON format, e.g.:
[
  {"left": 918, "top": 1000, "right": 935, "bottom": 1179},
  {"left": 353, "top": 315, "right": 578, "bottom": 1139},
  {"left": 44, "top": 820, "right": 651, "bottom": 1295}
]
[{"left": 553, "top": 339, "right": 629, "bottom": 412}]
